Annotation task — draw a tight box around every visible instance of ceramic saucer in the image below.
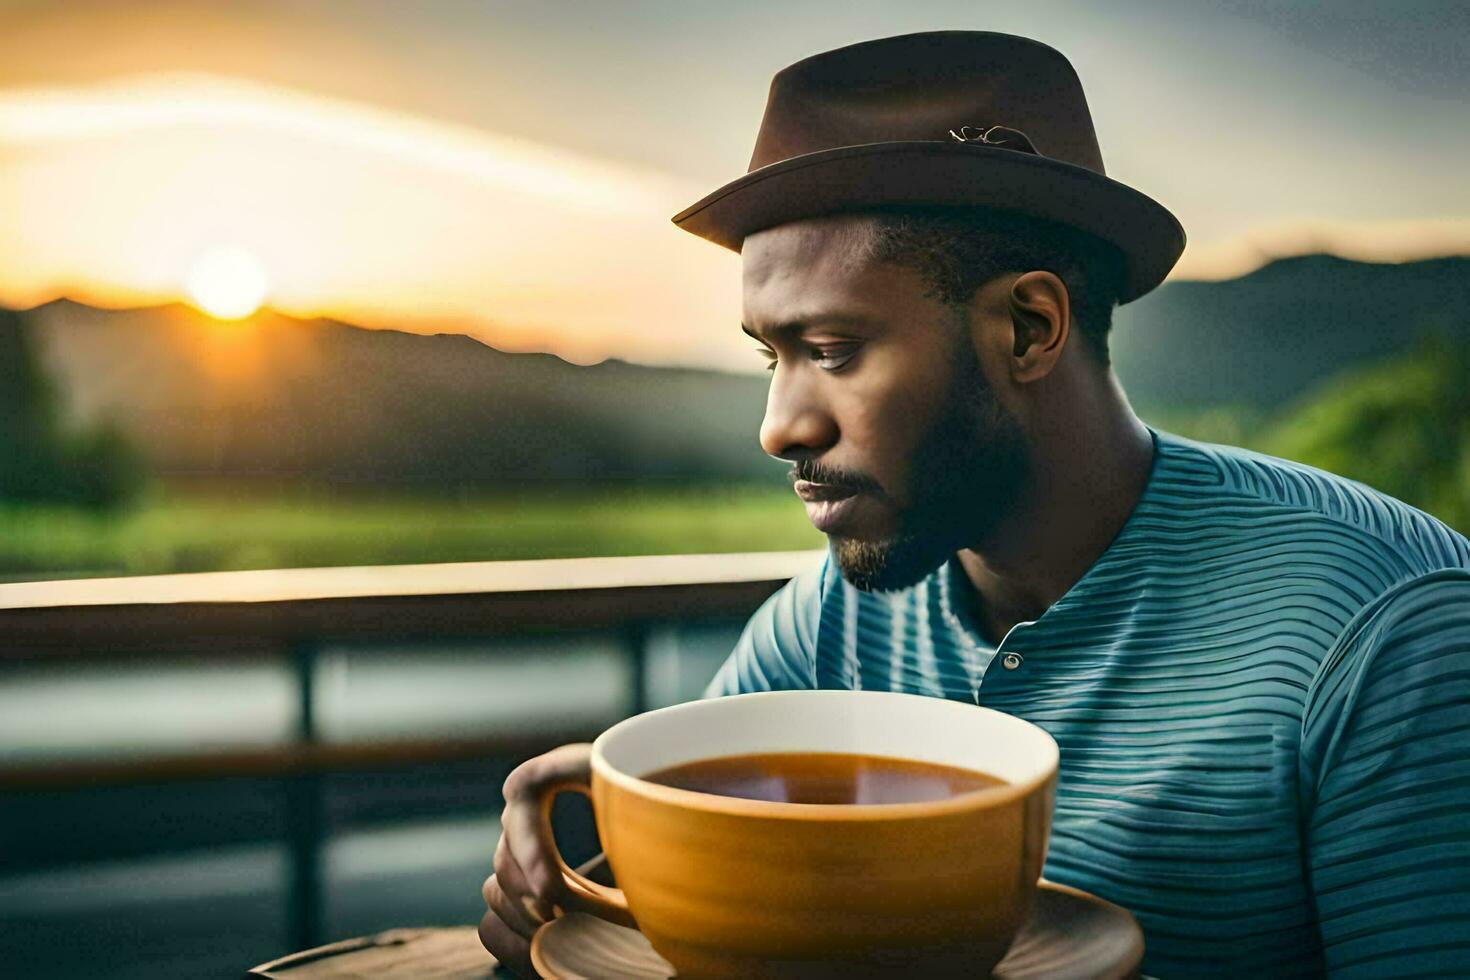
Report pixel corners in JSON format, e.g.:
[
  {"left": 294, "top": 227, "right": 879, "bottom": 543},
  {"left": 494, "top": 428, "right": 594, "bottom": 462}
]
[{"left": 530, "top": 879, "right": 1143, "bottom": 979}]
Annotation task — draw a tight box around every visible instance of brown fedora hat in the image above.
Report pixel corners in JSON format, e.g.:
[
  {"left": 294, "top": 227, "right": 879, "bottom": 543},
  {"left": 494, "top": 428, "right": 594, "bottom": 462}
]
[{"left": 672, "top": 31, "right": 1186, "bottom": 303}]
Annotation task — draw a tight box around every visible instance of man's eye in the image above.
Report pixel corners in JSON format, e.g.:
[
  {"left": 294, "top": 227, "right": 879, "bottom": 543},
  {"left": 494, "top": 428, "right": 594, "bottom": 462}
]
[
  {"left": 757, "top": 345, "right": 857, "bottom": 373},
  {"left": 810, "top": 345, "right": 858, "bottom": 371}
]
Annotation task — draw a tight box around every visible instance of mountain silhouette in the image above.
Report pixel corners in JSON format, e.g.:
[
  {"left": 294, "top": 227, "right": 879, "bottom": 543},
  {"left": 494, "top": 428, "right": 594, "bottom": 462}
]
[
  {"left": 21, "top": 300, "right": 779, "bottom": 486},
  {"left": 1111, "top": 254, "right": 1470, "bottom": 411},
  {"left": 11, "top": 253, "right": 1467, "bottom": 485}
]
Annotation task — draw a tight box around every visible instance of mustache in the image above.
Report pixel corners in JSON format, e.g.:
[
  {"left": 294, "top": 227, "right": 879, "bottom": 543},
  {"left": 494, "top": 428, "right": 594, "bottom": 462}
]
[{"left": 789, "top": 460, "right": 884, "bottom": 497}]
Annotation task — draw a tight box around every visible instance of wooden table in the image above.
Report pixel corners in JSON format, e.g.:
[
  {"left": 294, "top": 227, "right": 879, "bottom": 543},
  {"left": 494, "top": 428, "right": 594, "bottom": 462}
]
[
  {"left": 247, "top": 855, "right": 615, "bottom": 978},
  {"left": 246, "top": 927, "right": 506, "bottom": 979}
]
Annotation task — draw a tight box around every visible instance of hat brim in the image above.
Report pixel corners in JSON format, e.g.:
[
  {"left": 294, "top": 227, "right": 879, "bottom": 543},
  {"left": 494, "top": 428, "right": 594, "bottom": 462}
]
[{"left": 671, "top": 141, "right": 1185, "bottom": 304}]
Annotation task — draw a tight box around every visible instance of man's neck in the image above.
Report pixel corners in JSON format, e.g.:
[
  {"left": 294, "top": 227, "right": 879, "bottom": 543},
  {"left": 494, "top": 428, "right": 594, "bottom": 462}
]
[{"left": 954, "top": 382, "right": 1155, "bottom": 646}]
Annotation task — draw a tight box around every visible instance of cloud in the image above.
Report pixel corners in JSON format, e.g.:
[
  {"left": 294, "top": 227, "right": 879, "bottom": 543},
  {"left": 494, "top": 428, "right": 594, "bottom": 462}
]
[{"left": 0, "top": 72, "right": 683, "bottom": 214}]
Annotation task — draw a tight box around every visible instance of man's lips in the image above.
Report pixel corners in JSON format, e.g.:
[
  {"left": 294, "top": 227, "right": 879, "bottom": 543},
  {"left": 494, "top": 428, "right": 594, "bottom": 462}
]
[
  {"left": 794, "top": 480, "right": 861, "bottom": 533},
  {"left": 793, "top": 480, "right": 857, "bottom": 502}
]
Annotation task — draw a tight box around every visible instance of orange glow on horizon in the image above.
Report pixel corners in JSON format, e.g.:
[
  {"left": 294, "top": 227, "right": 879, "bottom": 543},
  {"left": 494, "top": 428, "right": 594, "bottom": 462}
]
[{"left": 0, "top": 72, "right": 746, "bottom": 369}]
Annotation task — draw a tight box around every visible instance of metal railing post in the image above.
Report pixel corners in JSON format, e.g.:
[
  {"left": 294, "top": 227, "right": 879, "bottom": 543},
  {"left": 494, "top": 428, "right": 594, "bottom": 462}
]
[
  {"left": 286, "top": 637, "right": 325, "bottom": 951},
  {"left": 625, "top": 621, "right": 649, "bottom": 716}
]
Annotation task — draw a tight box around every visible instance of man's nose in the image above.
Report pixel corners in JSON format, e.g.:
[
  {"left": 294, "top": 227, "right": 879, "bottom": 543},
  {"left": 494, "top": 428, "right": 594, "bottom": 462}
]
[{"left": 758, "top": 371, "right": 837, "bottom": 460}]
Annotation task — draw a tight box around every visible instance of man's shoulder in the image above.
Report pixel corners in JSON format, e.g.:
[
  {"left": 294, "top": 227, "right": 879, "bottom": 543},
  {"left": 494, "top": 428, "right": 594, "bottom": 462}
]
[
  {"left": 755, "top": 549, "right": 835, "bottom": 629},
  {"left": 1153, "top": 427, "right": 1470, "bottom": 574},
  {"left": 785, "top": 549, "right": 835, "bottom": 602}
]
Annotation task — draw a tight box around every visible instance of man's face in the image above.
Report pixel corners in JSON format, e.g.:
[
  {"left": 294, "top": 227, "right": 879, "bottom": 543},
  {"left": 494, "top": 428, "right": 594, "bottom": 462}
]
[{"left": 742, "top": 216, "right": 1031, "bottom": 592}]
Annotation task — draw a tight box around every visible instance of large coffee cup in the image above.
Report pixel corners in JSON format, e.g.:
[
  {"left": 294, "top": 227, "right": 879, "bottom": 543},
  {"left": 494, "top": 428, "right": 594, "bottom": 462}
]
[{"left": 535, "top": 690, "right": 1059, "bottom": 977}]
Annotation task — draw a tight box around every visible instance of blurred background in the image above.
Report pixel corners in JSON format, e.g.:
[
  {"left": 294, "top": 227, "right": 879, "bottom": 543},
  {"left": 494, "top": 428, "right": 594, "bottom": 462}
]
[{"left": 1, "top": 1, "right": 1466, "bottom": 976}]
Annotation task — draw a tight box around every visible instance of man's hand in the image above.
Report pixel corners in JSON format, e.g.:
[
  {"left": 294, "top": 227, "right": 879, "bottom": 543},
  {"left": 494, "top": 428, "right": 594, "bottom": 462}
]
[{"left": 479, "top": 743, "right": 593, "bottom": 977}]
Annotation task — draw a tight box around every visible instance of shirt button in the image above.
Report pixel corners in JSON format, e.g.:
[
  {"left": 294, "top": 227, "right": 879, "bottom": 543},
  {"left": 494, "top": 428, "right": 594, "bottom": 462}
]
[{"left": 1001, "top": 652, "right": 1024, "bottom": 671}]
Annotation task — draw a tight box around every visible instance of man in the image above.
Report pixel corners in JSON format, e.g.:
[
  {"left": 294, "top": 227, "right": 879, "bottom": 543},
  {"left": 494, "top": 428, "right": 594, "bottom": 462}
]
[{"left": 481, "top": 31, "right": 1470, "bottom": 977}]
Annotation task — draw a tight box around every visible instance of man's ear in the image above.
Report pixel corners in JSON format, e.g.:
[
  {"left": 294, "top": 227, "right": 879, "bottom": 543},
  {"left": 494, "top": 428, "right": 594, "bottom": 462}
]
[{"left": 1006, "top": 271, "right": 1071, "bottom": 383}]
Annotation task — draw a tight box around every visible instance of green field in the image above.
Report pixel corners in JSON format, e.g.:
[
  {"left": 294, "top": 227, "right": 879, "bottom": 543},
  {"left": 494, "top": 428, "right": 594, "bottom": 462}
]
[{"left": 0, "top": 482, "right": 826, "bottom": 582}]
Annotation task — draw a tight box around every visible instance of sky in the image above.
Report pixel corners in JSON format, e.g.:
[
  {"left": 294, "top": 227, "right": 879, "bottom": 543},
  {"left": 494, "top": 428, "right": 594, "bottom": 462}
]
[{"left": 0, "top": 0, "right": 1465, "bottom": 370}]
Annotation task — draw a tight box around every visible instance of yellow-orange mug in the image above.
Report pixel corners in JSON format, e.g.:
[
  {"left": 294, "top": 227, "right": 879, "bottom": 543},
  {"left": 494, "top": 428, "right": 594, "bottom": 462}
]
[{"left": 536, "top": 689, "right": 1058, "bottom": 977}]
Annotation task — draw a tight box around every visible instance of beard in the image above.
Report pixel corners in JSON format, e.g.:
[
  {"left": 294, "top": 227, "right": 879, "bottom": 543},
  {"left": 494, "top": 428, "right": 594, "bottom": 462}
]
[{"left": 829, "top": 337, "right": 1030, "bottom": 593}]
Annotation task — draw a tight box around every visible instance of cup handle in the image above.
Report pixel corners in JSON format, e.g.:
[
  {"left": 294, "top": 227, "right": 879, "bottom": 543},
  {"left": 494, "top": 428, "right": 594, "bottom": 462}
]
[{"left": 537, "top": 779, "right": 638, "bottom": 928}]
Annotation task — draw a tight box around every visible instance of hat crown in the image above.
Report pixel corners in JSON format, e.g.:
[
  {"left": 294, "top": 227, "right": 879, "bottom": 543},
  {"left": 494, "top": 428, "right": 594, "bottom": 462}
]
[{"left": 750, "top": 31, "right": 1105, "bottom": 175}]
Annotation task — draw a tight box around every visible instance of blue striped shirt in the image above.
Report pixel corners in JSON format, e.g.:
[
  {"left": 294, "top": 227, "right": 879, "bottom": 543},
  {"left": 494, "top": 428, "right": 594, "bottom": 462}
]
[{"left": 707, "top": 427, "right": 1470, "bottom": 977}]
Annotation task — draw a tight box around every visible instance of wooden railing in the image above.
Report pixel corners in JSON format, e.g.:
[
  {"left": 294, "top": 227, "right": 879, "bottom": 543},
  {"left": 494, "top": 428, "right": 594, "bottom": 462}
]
[{"left": 0, "top": 550, "right": 822, "bottom": 949}]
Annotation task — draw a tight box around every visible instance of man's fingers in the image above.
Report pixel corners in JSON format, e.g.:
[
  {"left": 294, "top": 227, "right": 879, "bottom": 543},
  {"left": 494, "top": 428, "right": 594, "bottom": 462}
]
[
  {"left": 486, "top": 875, "right": 542, "bottom": 946},
  {"left": 478, "top": 902, "right": 536, "bottom": 978},
  {"left": 501, "top": 799, "right": 568, "bottom": 908},
  {"left": 480, "top": 746, "right": 592, "bottom": 977},
  {"left": 490, "top": 836, "right": 549, "bottom": 939},
  {"left": 497, "top": 745, "right": 592, "bottom": 914},
  {"left": 501, "top": 743, "right": 593, "bottom": 803}
]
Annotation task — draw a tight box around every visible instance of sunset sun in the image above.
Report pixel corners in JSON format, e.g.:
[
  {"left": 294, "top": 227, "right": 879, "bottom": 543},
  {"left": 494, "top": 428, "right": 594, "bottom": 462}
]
[{"left": 185, "top": 246, "right": 269, "bottom": 320}]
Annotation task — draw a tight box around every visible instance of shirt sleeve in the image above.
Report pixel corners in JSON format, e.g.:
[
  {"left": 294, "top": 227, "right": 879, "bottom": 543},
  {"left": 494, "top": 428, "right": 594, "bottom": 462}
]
[
  {"left": 702, "top": 553, "right": 827, "bottom": 697},
  {"left": 1299, "top": 568, "right": 1470, "bottom": 978}
]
